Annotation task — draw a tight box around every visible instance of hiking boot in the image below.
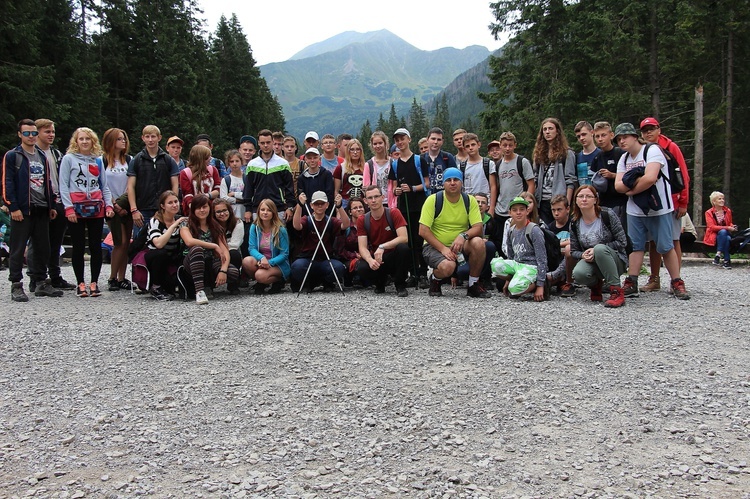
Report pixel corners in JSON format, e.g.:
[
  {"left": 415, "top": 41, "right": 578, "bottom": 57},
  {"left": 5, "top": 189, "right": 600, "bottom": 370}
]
[
  {"left": 604, "top": 285, "right": 625, "bottom": 308},
  {"left": 405, "top": 275, "right": 417, "bottom": 288},
  {"left": 253, "top": 283, "right": 267, "bottom": 295},
  {"left": 29, "top": 279, "right": 37, "bottom": 293},
  {"left": 429, "top": 277, "right": 442, "bottom": 297},
  {"left": 195, "top": 290, "right": 209, "bottom": 305},
  {"left": 11, "top": 282, "right": 28, "bottom": 302},
  {"left": 35, "top": 281, "right": 64, "bottom": 297},
  {"left": 467, "top": 282, "right": 491, "bottom": 298},
  {"left": 721, "top": 261, "right": 732, "bottom": 270},
  {"left": 50, "top": 277, "right": 75, "bottom": 290},
  {"left": 622, "top": 277, "right": 639, "bottom": 297},
  {"left": 268, "top": 281, "right": 285, "bottom": 294},
  {"left": 417, "top": 276, "right": 430, "bottom": 289},
  {"left": 396, "top": 287, "right": 409, "bottom": 298},
  {"left": 639, "top": 275, "right": 660, "bottom": 292},
  {"left": 590, "top": 281, "right": 603, "bottom": 302},
  {"left": 560, "top": 282, "right": 575, "bottom": 297},
  {"left": 108, "top": 278, "right": 120, "bottom": 291},
  {"left": 671, "top": 278, "right": 690, "bottom": 300}
]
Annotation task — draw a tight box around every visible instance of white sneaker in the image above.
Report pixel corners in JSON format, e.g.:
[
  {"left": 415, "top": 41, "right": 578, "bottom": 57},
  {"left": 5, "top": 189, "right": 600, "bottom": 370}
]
[{"left": 195, "top": 290, "right": 208, "bottom": 305}]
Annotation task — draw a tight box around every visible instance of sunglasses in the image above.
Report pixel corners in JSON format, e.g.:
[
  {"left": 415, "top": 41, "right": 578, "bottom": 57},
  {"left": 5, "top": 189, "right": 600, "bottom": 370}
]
[{"left": 21, "top": 131, "right": 39, "bottom": 137}]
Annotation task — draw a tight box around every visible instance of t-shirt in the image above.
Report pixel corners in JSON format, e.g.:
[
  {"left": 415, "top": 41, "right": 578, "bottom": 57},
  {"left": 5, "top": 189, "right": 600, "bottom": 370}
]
[
  {"left": 495, "top": 154, "right": 534, "bottom": 216},
  {"left": 576, "top": 217, "right": 603, "bottom": 250},
  {"left": 576, "top": 148, "right": 600, "bottom": 185},
  {"left": 333, "top": 165, "right": 365, "bottom": 201},
  {"left": 419, "top": 193, "right": 482, "bottom": 247},
  {"left": 22, "top": 148, "right": 47, "bottom": 207},
  {"left": 147, "top": 217, "right": 181, "bottom": 255},
  {"left": 388, "top": 154, "right": 429, "bottom": 213},
  {"left": 461, "top": 158, "right": 494, "bottom": 195},
  {"left": 548, "top": 218, "right": 570, "bottom": 243},
  {"left": 298, "top": 215, "right": 343, "bottom": 261},
  {"left": 38, "top": 147, "right": 59, "bottom": 194},
  {"left": 356, "top": 208, "right": 407, "bottom": 253},
  {"left": 424, "top": 150, "right": 457, "bottom": 194},
  {"left": 617, "top": 144, "right": 671, "bottom": 217},
  {"left": 105, "top": 159, "right": 129, "bottom": 199},
  {"left": 321, "top": 155, "right": 342, "bottom": 173},
  {"left": 591, "top": 147, "right": 627, "bottom": 208},
  {"left": 221, "top": 174, "right": 246, "bottom": 219}
]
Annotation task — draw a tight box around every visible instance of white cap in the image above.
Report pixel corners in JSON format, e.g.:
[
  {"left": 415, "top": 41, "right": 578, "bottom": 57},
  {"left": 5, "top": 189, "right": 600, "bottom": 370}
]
[
  {"left": 392, "top": 128, "right": 410, "bottom": 139},
  {"left": 304, "top": 147, "right": 320, "bottom": 156},
  {"left": 311, "top": 191, "right": 328, "bottom": 204},
  {"left": 304, "top": 131, "right": 319, "bottom": 141}
]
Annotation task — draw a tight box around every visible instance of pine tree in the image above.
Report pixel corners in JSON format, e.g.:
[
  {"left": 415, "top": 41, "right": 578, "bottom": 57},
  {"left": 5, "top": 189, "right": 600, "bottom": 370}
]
[{"left": 357, "top": 119, "right": 373, "bottom": 158}]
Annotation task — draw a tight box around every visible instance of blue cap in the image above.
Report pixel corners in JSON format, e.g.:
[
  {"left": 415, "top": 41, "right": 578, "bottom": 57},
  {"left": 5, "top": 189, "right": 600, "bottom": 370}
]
[
  {"left": 239, "top": 135, "right": 258, "bottom": 148},
  {"left": 443, "top": 167, "right": 463, "bottom": 183}
]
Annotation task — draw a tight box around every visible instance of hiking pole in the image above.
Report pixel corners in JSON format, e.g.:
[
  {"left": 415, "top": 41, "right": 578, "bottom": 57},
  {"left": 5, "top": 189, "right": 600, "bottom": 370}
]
[{"left": 296, "top": 202, "right": 345, "bottom": 296}]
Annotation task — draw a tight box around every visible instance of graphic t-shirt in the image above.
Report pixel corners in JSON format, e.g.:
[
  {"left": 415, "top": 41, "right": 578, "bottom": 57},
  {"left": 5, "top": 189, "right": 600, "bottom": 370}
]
[{"left": 22, "top": 148, "right": 47, "bottom": 206}]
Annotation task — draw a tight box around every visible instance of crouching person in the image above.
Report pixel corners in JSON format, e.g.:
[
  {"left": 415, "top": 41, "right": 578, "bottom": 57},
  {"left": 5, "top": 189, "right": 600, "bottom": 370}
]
[
  {"left": 356, "top": 185, "right": 410, "bottom": 297},
  {"left": 491, "top": 196, "right": 549, "bottom": 301}
]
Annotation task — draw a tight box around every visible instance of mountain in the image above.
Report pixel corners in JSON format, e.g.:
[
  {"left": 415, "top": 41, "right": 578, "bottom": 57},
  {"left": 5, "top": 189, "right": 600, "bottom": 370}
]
[{"left": 259, "top": 30, "right": 490, "bottom": 140}]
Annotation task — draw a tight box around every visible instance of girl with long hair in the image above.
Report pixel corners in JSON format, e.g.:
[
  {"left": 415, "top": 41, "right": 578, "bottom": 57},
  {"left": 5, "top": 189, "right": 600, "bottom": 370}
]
[
  {"left": 144, "top": 190, "right": 186, "bottom": 300},
  {"left": 179, "top": 194, "right": 239, "bottom": 304},
  {"left": 59, "top": 127, "right": 114, "bottom": 297},
  {"left": 363, "top": 131, "right": 395, "bottom": 208},
  {"left": 334, "top": 139, "right": 366, "bottom": 208},
  {"left": 213, "top": 198, "right": 243, "bottom": 292},
  {"left": 179, "top": 145, "right": 220, "bottom": 214},
  {"left": 242, "top": 198, "right": 290, "bottom": 294},
  {"left": 532, "top": 118, "right": 576, "bottom": 226}
]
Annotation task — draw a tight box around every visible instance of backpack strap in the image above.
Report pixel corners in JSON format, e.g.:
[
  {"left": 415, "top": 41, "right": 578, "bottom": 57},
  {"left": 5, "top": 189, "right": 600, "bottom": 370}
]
[
  {"left": 363, "top": 208, "right": 395, "bottom": 236},
  {"left": 459, "top": 159, "right": 467, "bottom": 174},
  {"left": 434, "top": 191, "right": 470, "bottom": 220},
  {"left": 366, "top": 158, "right": 375, "bottom": 184},
  {"left": 482, "top": 157, "right": 491, "bottom": 182},
  {"left": 363, "top": 212, "right": 371, "bottom": 234}
]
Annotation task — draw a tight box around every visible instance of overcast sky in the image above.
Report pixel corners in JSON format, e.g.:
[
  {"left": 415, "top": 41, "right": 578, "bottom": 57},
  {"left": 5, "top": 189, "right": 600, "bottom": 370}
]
[{"left": 198, "top": 0, "right": 506, "bottom": 66}]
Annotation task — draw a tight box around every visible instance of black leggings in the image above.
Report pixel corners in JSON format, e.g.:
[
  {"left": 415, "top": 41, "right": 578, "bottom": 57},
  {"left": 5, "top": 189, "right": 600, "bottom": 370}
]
[{"left": 67, "top": 217, "right": 104, "bottom": 284}]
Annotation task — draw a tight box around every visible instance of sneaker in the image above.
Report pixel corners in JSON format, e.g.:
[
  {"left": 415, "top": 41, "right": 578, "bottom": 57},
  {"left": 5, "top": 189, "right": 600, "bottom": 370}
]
[
  {"left": 405, "top": 276, "right": 417, "bottom": 288},
  {"left": 150, "top": 286, "right": 173, "bottom": 301},
  {"left": 396, "top": 287, "right": 409, "bottom": 298},
  {"left": 108, "top": 278, "right": 120, "bottom": 291},
  {"left": 50, "top": 277, "right": 75, "bottom": 290},
  {"left": 722, "top": 261, "right": 732, "bottom": 270},
  {"left": 253, "top": 283, "right": 267, "bottom": 295},
  {"left": 76, "top": 282, "right": 88, "bottom": 298},
  {"left": 29, "top": 279, "right": 37, "bottom": 293},
  {"left": 417, "top": 276, "right": 430, "bottom": 289},
  {"left": 88, "top": 282, "right": 101, "bottom": 297},
  {"left": 712, "top": 254, "right": 721, "bottom": 265},
  {"left": 35, "top": 281, "right": 64, "bottom": 297},
  {"left": 11, "top": 282, "right": 28, "bottom": 302},
  {"left": 267, "top": 281, "right": 284, "bottom": 294},
  {"left": 639, "top": 275, "right": 660, "bottom": 292},
  {"left": 195, "top": 290, "right": 209, "bottom": 304},
  {"left": 117, "top": 278, "right": 132, "bottom": 290},
  {"left": 671, "top": 278, "right": 690, "bottom": 300},
  {"left": 604, "top": 285, "right": 625, "bottom": 308},
  {"left": 590, "top": 281, "right": 603, "bottom": 302},
  {"left": 560, "top": 283, "right": 575, "bottom": 297},
  {"left": 467, "top": 282, "right": 491, "bottom": 298},
  {"left": 622, "top": 277, "right": 639, "bottom": 297},
  {"left": 429, "top": 277, "right": 442, "bottom": 297},
  {"left": 374, "top": 284, "right": 386, "bottom": 294}
]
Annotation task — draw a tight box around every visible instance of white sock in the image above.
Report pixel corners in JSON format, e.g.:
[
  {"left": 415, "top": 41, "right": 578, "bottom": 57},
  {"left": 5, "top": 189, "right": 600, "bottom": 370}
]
[{"left": 468, "top": 276, "right": 478, "bottom": 287}]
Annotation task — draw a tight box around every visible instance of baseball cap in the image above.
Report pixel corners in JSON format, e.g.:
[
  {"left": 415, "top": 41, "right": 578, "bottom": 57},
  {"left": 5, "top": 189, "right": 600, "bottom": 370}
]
[
  {"left": 195, "top": 133, "right": 211, "bottom": 144},
  {"left": 166, "top": 136, "right": 183, "bottom": 146},
  {"left": 487, "top": 140, "right": 501, "bottom": 149},
  {"left": 640, "top": 117, "right": 660, "bottom": 129},
  {"left": 392, "top": 128, "right": 410, "bottom": 139},
  {"left": 508, "top": 196, "right": 530, "bottom": 209},
  {"left": 442, "top": 167, "right": 463, "bottom": 183},
  {"left": 239, "top": 135, "right": 258, "bottom": 148},
  {"left": 304, "top": 147, "right": 320, "bottom": 156},
  {"left": 613, "top": 123, "right": 639, "bottom": 140},
  {"left": 304, "top": 131, "right": 319, "bottom": 141},
  {"left": 311, "top": 191, "right": 328, "bottom": 204}
]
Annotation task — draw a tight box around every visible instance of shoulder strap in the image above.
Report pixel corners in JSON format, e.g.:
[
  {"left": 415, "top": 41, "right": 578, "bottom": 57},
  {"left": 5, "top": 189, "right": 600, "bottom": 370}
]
[
  {"left": 224, "top": 175, "right": 232, "bottom": 190},
  {"left": 363, "top": 212, "right": 371, "bottom": 234},
  {"left": 461, "top": 192, "right": 470, "bottom": 213},
  {"left": 391, "top": 159, "right": 398, "bottom": 178},
  {"left": 516, "top": 155, "right": 524, "bottom": 178},
  {"left": 482, "top": 157, "right": 491, "bottom": 181},
  {"left": 384, "top": 208, "right": 395, "bottom": 232},
  {"left": 366, "top": 158, "right": 375, "bottom": 182},
  {"left": 435, "top": 191, "right": 445, "bottom": 219},
  {"left": 459, "top": 159, "right": 467, "bottom": 174}
]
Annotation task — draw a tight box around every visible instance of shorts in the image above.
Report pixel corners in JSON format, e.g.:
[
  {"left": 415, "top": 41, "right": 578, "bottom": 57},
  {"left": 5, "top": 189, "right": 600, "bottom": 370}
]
[
  {"left": 645, "top": 213, "right": 681, "bottom": 242},
  {"left": 491, "top": 257, "right": 537, "bottom": 297},
  {"left": 422, "top": 244, "right": 463, "bottom": 270},
  {"left": 628, "top": 213, "right": 675, "bottom": 254}
]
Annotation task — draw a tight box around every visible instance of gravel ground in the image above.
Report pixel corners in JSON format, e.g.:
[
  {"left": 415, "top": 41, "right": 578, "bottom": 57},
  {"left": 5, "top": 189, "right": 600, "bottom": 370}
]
[{"left": 0, "top": 261, "right": 748, "bottom": 498}]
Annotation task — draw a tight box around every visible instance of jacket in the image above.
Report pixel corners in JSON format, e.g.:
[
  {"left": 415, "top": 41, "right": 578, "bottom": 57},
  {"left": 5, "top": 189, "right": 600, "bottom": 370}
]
[
  {"left": 534, "top": 149, "right": 576, "bottom": 204},
  {"left": 243, "top": 154, "right": 295, "bottom": 213},
  {"left": 128, "top": 148, "right": 178, "bottom": 211},
  {"left": 59, "top": 152, "right": 114, "bottom": 218},
  {"left": 704, "top": 206, "right": 733, "bottom": 247},
  {"left": 248, "top": 224, "right": 291, "bottom": 280},
  {"left": 2, "top": 146, "right": 54, "bottom": 215}
]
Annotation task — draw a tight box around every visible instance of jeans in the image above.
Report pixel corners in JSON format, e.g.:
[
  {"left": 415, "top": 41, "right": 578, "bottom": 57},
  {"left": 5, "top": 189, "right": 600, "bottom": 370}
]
[
  {"left": 716, "top": 229, "right": 731, "bottom": 258},
  {"left": 8, "top": 206, "right": 50, "bottom": 283}
]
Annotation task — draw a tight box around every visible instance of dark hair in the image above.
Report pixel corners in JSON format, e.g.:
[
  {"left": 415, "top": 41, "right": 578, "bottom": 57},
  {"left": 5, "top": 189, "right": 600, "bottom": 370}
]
[
  {"left": 188, "top": 194, "right": 226, "bottom": 246},
  {"left": 427, "top": 127, "right": 444, "bottom": 137},
  {"left": 155, "top": 190, "right": 179, "bottom": 224},
  {"left": 213, "top": 198, "right": 238, "bottom": 233},
  {"left": 533, "top": 117, "right": 570, "bottom": 166},
  {"left": 258, "top": 129, "right": 272, "bottom": 138},
  {"left": 571, "top": 185, "right": 601, "bottom": 221},
  {"left": 17, "top": 119, "right": 35, "bottom": 131},
  {"left": 347, "top": 197, "right": 365, "bottom": 217}
]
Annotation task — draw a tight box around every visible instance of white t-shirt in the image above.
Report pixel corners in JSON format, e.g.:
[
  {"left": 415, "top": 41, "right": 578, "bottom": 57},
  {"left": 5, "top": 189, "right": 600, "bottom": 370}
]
[
  {"left": 462, "top": 159, "right": 495, "bottom": 195},
  {"left": 617, "top": 144, "right": 672, "bottom": 217}
]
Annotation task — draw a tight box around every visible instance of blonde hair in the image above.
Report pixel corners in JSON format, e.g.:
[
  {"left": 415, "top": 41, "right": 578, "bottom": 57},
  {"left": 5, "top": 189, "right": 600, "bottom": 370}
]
[
  {"left": 67, "top": 127, "right": 102, "bottom": 156},
  {"left": 254, "top": 198, "right": 284, "bottom": 247},
  {"left": 342, "top": 139, "right": 365, "bottom": 175},
  {"left": 709, "top": 191, "right": 725, "bottom": 207},
  {"left": 142, "top": 124, "right": 161, "bottom": 136},
  {"left": 370, "top": 131, "right": 389, "bottom": 158},
  {"left": 520, "top": 191, "right": 539, "bottom": 223}
]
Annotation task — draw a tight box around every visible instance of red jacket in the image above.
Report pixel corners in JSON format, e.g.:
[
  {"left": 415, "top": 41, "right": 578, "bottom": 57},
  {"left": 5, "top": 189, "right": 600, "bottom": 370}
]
[
  {"left": 657, "top": 134, "right": 690, "bottom": 211},
  {"left": 704, "top": 206, "right": 733, "bottom": 247}
]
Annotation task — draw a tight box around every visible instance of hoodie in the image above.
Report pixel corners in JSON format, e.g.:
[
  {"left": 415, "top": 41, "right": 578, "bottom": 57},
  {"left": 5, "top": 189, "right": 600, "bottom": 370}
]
[{"left": 59, "top": 152, "right": 113, "bottom": 218}]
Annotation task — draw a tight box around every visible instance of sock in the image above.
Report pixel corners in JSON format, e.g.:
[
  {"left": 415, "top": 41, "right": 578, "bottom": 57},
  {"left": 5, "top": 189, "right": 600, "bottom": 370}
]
[
  {"left": 468, "top": 276, "right": 478, "bottom": 287},
  {"left": 628, "top": 275, "right": 638, "bottom": 285}
]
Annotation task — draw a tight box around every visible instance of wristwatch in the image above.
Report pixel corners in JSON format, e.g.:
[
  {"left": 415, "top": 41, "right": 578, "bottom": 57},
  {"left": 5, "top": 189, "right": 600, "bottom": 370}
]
[
  {"left": 460, "top": 232, "right": 469, "bottom": 241},
  {"left": 378, "top": 244, "right": 386, "bottom": 250}
]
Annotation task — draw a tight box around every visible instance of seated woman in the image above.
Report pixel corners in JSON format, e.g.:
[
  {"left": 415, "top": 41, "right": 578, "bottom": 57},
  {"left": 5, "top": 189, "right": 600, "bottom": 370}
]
[
  {"left": 704, "top": 191, "right": 737, "bottom": 269},
  {"left": 144, "top": 190, "right": 186, "bottom": 301},
  {"left": 179, "top": 194, "right": 240, "bottom": 304},
  {"left": 242, "top": 198, "right": 290, "bottom": 294},
  {"left": 569, "top": 185, "right": 629, "bottom": 308},
  {"left": 336, "top": 197, "right": 364, "bottom": 286},
  {"left": 213, "top": 198, "right": 243, "bottom": 292}
]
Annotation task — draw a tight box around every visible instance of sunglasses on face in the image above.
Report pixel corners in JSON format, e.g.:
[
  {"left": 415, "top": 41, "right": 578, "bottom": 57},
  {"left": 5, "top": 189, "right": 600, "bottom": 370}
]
[{"left": 21, "top": 131, "right": 39, "bottom": 137}]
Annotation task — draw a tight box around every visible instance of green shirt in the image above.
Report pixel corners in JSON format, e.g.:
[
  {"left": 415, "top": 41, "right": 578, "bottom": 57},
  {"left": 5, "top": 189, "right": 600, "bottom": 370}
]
[{"left": 419, "top": 193, "right": 482, "bottom": 247}]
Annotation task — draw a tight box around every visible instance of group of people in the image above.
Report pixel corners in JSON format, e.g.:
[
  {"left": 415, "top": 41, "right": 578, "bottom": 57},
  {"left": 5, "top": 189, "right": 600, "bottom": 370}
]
[{"left": 3, "top": 115, "right": 736, "bottom": 305}]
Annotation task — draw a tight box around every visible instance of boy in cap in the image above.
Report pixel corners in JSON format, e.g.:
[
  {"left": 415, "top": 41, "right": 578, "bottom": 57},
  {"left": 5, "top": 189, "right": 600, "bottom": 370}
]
[
  {"left": 297, "top": 148, "right": 334, "bottom": 210},
  {"left": 239, "top": 135, "right": 257, "bottom": 166},
  {"left": 166, "top": 136, "right": 186, "bottom": 171}
]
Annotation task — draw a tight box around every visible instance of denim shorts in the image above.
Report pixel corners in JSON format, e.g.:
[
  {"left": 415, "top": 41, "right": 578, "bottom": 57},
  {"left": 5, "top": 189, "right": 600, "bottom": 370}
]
[{"left": 628, "top": 213, "right": 675, "bottom": 254}]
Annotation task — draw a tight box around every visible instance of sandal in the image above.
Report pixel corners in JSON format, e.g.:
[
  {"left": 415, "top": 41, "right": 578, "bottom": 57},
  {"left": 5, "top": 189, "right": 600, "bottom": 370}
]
[
  {"left": 76, "top": 283, "right": 88, "bottom": 298},
  {"left": 89, "top": 282, "right": 101, "bottom": 297}
]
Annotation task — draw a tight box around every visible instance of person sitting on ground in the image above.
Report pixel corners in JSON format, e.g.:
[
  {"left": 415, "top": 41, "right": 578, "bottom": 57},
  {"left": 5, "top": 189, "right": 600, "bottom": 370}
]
[
  {"left": 491, "top": 196, "right": 549, "bottom": 301},
  {"left": 179, "top": 194, "right": 239, "bottom": 304},
  {"left": 501, "top": 190, "right": 539, "bottom": 260},
  {"left": 336, "top": 197, "right": 364, "bottom": 287},
  {"left": 704, "top": 191, "right": 737, "bottom": 269},
  {"left": 242, "top": 198, "right": 290, "bottom": 294},
  {"left": 418, "top": 167, "right": 490, "bottom": 298},
  {"left": 568, "top": 185, "right": 629, "bottom": 307},
  {"left": 544, "top": 194, "right": 575, "bottom": 296},
  {"left": 213, "top": 198, "right": 243, "bottom": 293},
  {"left": 144, "top": 190, "right": 186, "bottom": 301},
  {"left": 356, "top": 185, "right": 411, "bottom": 297},
  {"left": 180, "top": 145, "right": 221, "bottom": 214},
  {"left": 454, "top": 192, "right": 497, "bottom": 288},
  {"left": 291, "top": 191, "right": 348, "bottom": 292}
]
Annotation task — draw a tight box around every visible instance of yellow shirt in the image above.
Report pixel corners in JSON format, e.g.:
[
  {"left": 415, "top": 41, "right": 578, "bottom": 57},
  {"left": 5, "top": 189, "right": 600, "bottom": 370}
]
[{"left": 419, "top": 193, "right": 481, "bottom": 247}]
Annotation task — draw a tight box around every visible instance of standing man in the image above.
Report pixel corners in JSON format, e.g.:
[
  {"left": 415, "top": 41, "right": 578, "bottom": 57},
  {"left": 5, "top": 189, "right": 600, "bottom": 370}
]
[
  {"left": 2, "top": 119, "right": 63, "bottom": 301},
  {"left": 356, "top": 185, "right": 410, "bottom": 297},
  {"left": 574, "top": 121, "right": 600, "bottom": 186},
  {"left": 493, "top": 131, "right": 535, "bottom": 252},
  {"left": 452, "top": 128, "right": 468, "bottom": 164},
  {"left": 638, "top": 117, "right": 691, "bottom": 293},
  {"left": 28, "top": 119, "right": 75, "bottom": 291},
  {"left": 336, "top": 133, "right": 352, "bottom": 158},
  {"left": 590, "top": 122, "right": 627, "bottom": 228},
  {"left": 320, "top": 134, "right": 343, "bottom": 173},
  {"left": 127, "top": 125, "right": 179, "bottom": 237},
  {"left": 388, "top": 128, "right": 430, "bottom": 287},
  {"left": 458, "top": 132, "right": 497, "bottom": 201},
  {"left": 423, "top": 127, "right": 456, "bottom": 195},
  {"left": 300, "top": 131, "right": 319, "bottom": 159},
  {"left": 166, "top": 136, "right": 186, "bottom": 171},
  {"left": 282, "top": 136, "right": 302, "bottom": 194},
  {"left": 195, "top": 134, "right": 227, "bottom": 178},
  {"left": 243, "top": 129, "right": 295, "bottom": 223},
  {"left": 239, "top": 135, "right": 257, "bottom": 166},
  {"left": 614, "top": 123, "right": 689, "bottom": 300},
  {"left": 419, "top": 167, "right": 490, "bottom": 298}
]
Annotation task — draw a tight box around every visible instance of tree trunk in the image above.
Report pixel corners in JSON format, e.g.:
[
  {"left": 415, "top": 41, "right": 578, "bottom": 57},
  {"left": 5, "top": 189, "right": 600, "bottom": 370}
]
[
  {"left": 649, "top": 6, "right": 660, "bottom": 118},
  {"left": 693, "top": 86, "right": 704, "bottom": 235},
  {"left": 723, "top": 27, "right": 733, "bottom": 202}
]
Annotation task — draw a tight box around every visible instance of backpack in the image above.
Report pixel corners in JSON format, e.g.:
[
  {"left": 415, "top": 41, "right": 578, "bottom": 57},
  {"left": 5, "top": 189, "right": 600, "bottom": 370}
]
[
  {"left": 570, "top": 209, "right": 633, "bottom": 255},
  {"left": 391, "top": 154, "right": 426, "bottom": 193},
  {"left": 434, "top": 190, "right": 470, "bottom": 220},
  {"left": 643, "top": 143, "right": 685, "bottom": 202},
  {"left": 459, "top": 157, "right": 493, "bottom": 186},
  {"left": 128, "top": 223, "right": 151, "bottom": 261},
  {"left": 363, "top": 208, "right": 395, "bottom": 234},
  {"left": 515, "top": 155, "right": 529, "bottom": 192},
  {"left": 524, "top": 222, "right": 563, "bottom": 271}
]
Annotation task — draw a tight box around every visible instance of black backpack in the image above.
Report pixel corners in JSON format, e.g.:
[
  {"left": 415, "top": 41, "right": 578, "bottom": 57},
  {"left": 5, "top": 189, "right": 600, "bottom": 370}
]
[
  {"left": 524, "top": 222, "right": 563, "bottom": 271},
  {"left": 363, "top": 208, "right": 395, "bottom": 234},
  {"left": 434, "top": 190, "right": 470, "bottom": 220},
  {"left": 459, "top": 157, "right": 493, "bottom": 185},
  {"left": 514, "top": 155, "right": 529, "bottom": 192},
  {"left": 643, "top": 143, "right": 685, "bottom": 203}
]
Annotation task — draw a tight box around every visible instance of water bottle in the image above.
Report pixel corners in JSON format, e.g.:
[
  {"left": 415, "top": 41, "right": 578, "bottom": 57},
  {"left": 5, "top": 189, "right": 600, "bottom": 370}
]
[
  {"left": 456, "top": 251, "right": 466, "bottom": 266},
  {"left": 0, "top": 224, "right": 6, "bottom": 240}
]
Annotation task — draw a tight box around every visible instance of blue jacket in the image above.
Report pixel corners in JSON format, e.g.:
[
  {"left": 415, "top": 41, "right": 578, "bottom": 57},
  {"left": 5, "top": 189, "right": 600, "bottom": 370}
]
[
  {"left": 2, "top": 145, "right": 54, "bottom": 215},
  {"left": 248, "top": 224, "right": 291, "bottom": 280}
]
